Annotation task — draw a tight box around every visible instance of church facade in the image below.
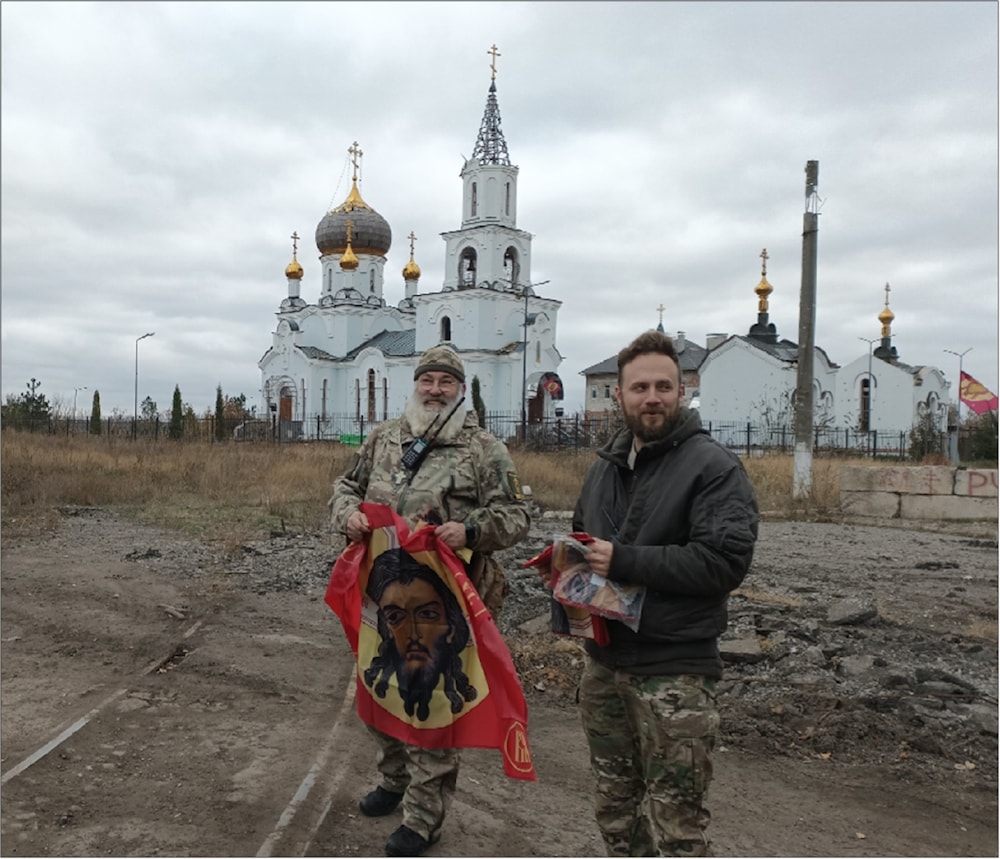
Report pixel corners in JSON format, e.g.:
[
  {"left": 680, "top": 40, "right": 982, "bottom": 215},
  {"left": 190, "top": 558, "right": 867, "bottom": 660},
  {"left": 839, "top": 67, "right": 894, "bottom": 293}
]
[
  {"left": 258, "top": 52, "right": 564, "bottom": 440},
  {"left": 697, "top": 256, "right": 950, "bottom": 441}
]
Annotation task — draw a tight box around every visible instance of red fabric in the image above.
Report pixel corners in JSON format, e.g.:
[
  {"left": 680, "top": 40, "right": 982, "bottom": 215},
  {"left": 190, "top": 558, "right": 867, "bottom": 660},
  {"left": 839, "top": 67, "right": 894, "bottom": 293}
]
[
  {"left": 325, "top": 503, "right": 536, "bottom": 781},
  {"left": 960, "top": 371, "right": 999, "bottom": 415}
]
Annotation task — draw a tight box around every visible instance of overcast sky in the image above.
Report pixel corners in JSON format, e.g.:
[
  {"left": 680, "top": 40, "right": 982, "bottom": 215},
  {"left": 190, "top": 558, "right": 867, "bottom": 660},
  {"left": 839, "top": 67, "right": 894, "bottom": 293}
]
[{"left": 2, "top": 1, "right": 997, "bottom": 419}]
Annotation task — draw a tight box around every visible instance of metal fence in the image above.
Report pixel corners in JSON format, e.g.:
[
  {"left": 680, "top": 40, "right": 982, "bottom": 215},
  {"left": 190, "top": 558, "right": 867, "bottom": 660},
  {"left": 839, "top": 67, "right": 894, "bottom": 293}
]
[{"left": 3, "top": 411, "right": 979, "bottom": 461}]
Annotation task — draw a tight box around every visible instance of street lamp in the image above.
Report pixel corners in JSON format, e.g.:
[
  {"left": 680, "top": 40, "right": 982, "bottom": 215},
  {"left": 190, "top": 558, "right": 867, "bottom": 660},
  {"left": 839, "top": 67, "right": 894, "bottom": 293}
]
[
  {"left": 517, "top": 280, "right": 549, "bottom": 444},
  {"left": 857, "top": 338, "right": 878, "bottom": 430},
  {"left": 134, "top": 332, "right": 155, "bottom": 438},
  {"left": 944, "top": 347, "right": 972, "bottom": 424},
  {"left": 73, "top": 386, "right": 87, "bottom": 423}
]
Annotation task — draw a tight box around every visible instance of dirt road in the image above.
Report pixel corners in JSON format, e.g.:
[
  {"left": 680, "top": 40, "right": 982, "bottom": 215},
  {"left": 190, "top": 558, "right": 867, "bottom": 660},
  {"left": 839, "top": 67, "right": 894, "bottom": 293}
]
[{"left": 1, "top": 507, "right": 996, "bottom": 857}]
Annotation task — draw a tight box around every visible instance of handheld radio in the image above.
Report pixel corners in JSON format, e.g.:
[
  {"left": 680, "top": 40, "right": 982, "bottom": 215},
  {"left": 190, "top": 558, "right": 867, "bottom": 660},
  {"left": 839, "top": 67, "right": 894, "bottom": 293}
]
[{"left": 401, "top": 396, "right": 466, "bottom": 472}]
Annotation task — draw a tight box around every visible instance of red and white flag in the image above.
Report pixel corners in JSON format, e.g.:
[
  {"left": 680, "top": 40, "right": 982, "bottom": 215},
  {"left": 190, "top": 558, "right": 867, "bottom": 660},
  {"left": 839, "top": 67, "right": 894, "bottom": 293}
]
[
  {"left": 325, "top": 502, "right": 536, "bottom": 781},
  {"left": 960, "top": 371, "right": 999, "bottom": 415}
]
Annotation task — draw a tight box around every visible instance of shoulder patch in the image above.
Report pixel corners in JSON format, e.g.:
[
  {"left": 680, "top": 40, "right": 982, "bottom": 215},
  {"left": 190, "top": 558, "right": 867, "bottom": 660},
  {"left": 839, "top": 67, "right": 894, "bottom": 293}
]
[{"left": 508, "top": 471, "right": 524, "bottom": 501}]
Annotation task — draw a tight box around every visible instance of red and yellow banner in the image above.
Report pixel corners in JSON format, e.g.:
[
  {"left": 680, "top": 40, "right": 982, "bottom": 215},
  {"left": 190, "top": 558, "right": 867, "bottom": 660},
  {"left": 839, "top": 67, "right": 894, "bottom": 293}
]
[
  {"left": 960, "top": 371, "right": 999, "bottom": 415},
  {"left": 325, "top": 503, "right": 536, "bottom": 781}
]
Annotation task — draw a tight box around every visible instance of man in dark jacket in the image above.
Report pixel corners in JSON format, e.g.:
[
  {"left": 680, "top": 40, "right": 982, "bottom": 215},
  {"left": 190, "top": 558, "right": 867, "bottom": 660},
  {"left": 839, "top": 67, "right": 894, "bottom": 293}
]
[{"left": 572, "top": 329, "right": 758, "bottom": 857}]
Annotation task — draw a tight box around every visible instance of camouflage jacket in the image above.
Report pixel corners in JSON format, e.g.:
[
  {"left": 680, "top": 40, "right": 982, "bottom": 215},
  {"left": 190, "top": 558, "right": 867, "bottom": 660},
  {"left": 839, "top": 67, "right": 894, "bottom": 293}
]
[{"left": 329, "top": 411, "right": 530, "bottom": 556}]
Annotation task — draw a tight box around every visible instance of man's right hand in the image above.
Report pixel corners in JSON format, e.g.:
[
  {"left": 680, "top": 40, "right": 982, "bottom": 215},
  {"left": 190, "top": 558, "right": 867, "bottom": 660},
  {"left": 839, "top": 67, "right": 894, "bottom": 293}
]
[{"left": 346, "top": 509, "right": 371, "bottom": 543}]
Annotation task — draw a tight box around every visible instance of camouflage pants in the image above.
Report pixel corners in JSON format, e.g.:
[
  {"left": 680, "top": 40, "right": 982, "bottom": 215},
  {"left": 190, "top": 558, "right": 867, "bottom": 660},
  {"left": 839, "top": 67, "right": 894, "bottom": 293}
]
[
  {"left": 579, "top": 658, "right": 719, "bottom": 857},
  {"left": 367, "top": 724, "right": 460, "bottom": 842}
]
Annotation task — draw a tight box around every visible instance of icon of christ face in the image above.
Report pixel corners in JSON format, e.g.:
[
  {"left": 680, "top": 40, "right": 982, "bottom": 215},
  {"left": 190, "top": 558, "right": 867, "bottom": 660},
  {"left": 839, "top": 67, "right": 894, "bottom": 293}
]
[{"left": 364, "top": 548, "right": 478, "bottom": 721}]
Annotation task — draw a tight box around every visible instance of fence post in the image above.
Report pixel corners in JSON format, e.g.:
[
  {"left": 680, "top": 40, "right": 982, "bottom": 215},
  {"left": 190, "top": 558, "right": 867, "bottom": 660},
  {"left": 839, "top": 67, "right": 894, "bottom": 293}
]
[{"left": 359, "top": 416, "right": 365, "bottom": 446}]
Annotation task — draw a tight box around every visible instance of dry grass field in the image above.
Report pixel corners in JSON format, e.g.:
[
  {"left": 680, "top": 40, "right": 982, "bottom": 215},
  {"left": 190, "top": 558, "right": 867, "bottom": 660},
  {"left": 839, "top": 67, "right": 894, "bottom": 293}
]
[{"left": 2, "top": 431, "right": 854, "bottom": 544}]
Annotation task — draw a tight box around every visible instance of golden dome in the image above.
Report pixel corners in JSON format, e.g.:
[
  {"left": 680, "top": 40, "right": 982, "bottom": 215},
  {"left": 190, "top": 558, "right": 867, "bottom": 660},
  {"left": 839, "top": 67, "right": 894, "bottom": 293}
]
[
  {"left": 285, "top": 231, "right": 303, "bottom": 280},
  {"left": 403, "top": 258, "right": 421, "bottom": 280},
  {"left": 878, "top": 282, "right": 894, "bottom": 337},
  {"left": 754, "top": 248, "right": 773, "bottom": 312},
  {"left": 340, "top": 242, "right": 359, "bottom": 271},
  {"left": 285, "top": 259, "right": 303, "bottom": 280}
]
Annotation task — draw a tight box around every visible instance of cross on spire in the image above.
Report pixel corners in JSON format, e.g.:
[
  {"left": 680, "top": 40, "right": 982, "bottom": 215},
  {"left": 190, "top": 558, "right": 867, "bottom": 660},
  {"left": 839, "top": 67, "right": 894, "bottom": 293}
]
[
  {"left": 884, "top": 281, "right": 891, "bottom": 306},
  {"left": 290, "top": 231, "right": 300, "bottom": 258},
  {"left": 657, "top": 303, "right": 665, "bottom": 325},
  {"left": 408, "top": 231, "right": 417, "bottom": 255},
  {"left": 760, "top": 247, "right": 769, "bottom": 276},
  {"left": 348, "top": 141, "right": 363, "bottom": 182},
  {"left": 488, "top": 44, "right": 501, "bottom": 80}
]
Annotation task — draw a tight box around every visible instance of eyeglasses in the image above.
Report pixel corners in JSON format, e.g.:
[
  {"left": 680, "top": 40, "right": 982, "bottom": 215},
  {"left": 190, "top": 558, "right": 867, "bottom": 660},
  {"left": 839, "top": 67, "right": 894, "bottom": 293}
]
[{"left": 417, "top": 374, "right": 459, "bottom": 391}]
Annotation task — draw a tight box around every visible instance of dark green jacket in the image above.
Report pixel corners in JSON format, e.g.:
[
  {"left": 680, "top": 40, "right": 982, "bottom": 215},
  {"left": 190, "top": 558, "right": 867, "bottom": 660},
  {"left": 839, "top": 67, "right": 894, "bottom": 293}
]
[{"left": 572, "top": 407, "right": 758, "bottom": 677}]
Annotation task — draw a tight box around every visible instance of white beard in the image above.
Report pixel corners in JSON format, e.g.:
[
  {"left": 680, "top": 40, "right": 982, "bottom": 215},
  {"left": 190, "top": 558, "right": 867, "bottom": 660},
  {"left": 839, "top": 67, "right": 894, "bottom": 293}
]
[{"left": 403, "top": 390, "right": 467, "bottom": 442}]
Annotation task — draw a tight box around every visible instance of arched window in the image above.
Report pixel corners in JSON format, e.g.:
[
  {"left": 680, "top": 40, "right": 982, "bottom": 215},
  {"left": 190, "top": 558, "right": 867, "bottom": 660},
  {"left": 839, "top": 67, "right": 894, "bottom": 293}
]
[
  {"left": 459, "top": 248, "right": 477, "bottom": 288},
  {"left": 505, "top": 182, "right": 511, "bottom": 216},
  {"left": 859, "top": 378, "right": 872, "bottom": 431},
  {"left": 503, "top": 247, "right": 519, "bottom": 289},
  {"left": 369, "top": 268, "right": 375, "bottom": 293},
  {"left": 441, "top": 316, "right": 452, "bottom": 342},
  {"left": 471, "top": 182, "right": 477, "bottom": 217}
]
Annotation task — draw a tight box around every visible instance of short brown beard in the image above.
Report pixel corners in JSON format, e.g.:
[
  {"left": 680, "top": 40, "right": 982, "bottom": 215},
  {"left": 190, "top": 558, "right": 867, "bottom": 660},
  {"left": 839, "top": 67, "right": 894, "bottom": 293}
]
[{"left": 623, "top": 406, "right": 679, "bottom": 444}]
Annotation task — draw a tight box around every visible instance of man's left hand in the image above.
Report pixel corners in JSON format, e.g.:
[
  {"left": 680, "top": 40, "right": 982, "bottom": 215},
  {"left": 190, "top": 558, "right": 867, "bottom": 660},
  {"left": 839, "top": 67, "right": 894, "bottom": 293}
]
[{"left": 435, "top": 521, "right": 467, "bottom": 550}]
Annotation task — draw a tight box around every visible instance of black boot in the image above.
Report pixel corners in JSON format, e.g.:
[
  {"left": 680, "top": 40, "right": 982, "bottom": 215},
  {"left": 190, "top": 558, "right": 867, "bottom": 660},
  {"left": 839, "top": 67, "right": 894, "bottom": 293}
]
[
  {"left": 359, "top": 786, "right": 404, "bottom": 817},
  {"left": 386, "top": 825, "right": 430, "bottom": 857}
]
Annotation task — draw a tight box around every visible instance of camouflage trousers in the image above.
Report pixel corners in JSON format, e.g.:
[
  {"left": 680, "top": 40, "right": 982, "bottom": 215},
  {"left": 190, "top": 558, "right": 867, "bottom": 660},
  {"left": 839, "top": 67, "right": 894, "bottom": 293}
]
[
  {"left": 367, "top": 724, "right": 460, "bottom": 842},
  {"left": 579, "top": 658, "right": 720, "bottom": 857}
]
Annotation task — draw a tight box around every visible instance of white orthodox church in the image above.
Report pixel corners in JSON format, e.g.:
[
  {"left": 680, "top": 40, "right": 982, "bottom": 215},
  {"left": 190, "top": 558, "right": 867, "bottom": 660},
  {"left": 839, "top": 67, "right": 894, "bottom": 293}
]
[
  {"left": 258, "top": 52, "right": 564, "bottom": 439},
  {"left": 697, "top": 254, "right": 950, "bottom": 440}
]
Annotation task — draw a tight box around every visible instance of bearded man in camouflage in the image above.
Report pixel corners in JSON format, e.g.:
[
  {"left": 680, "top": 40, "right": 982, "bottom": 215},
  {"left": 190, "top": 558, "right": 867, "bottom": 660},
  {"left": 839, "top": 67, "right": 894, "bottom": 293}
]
[{"left": 329, "top": 345, "right": 530, "bottom": 858}]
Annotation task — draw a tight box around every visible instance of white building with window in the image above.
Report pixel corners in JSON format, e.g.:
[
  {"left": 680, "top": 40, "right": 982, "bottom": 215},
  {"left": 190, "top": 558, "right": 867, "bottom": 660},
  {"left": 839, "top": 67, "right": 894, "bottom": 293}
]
[{"left": 258, "top": 55, "right": 565, "bottom": 437}]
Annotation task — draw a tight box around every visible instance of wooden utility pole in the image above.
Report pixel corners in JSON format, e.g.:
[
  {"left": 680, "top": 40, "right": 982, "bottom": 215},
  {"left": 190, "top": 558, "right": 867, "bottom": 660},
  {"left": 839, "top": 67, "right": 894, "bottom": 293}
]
[{"left": 793, "top": 161, "right": 820, "bottom": 499}]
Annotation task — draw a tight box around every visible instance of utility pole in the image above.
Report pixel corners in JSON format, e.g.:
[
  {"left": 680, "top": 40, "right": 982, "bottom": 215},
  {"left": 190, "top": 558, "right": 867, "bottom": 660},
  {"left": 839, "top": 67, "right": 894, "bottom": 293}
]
[
  {"left": 793, "top": 161, "right": 820, "bottom": 499},
  {"left": 134, "top": 332, "right": 155, "bottom": 439},
  {"left": 944, "top": 347, "right": 972, "bottom": 424}
]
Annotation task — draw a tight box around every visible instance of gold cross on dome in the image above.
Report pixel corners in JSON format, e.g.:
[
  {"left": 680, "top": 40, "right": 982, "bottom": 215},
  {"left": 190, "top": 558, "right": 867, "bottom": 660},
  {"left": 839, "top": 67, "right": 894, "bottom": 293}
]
[
  {"left": 760, "top": 247, "right": 769, "bottom": 275},
  {"left": 408, "top": 231, "right": 417, "bottom": 255},
  {"left": 884, "top": 281, "right": 891, "bottom": 306},
  {"left": 348, "top": 141, "right": 363, "bottom": 182},
  {"left": 290, "top": 231, "right": 300, "bottom": 257},
  {"left": 657, "top": 303, "right": 665, "bottom": 325},
  {"left": 488, "top": 44, "right": 501, "bottom": 80}
]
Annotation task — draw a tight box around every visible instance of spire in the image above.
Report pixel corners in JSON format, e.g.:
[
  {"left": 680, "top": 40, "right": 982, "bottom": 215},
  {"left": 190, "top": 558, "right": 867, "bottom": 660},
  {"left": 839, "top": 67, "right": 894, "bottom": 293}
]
[
  {"left": 402, "top": 230, "right": 421, "bottom": 281},
  {"left": 340, "top": 219, "right": 359, "bottom": 271},
  {"left": 748, "top": 247, "right": 778, "bottom": 343},
  {"left": 878, "top": 281, "right": 895, "bottom": 337},
  {"left": 284, "top": 231, "right": 303, "bottom": 281},
  {"left": 754, "top": 248, "right": 773, "bottom": 312},
  {"left": 656, "top": 303, "right": 665, "bottom": 333},
  {"left": 874, "top": 281, "right": 898, "bottom": 361},
  {"left": 471, "top": 44, "right": 511, "bottom": 166}
]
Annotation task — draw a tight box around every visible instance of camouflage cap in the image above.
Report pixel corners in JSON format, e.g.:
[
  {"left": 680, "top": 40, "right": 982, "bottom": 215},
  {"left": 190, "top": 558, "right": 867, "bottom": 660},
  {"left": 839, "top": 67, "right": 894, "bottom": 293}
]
[{"left": 414, "top": 346, "right": 465, "bottom": 383}]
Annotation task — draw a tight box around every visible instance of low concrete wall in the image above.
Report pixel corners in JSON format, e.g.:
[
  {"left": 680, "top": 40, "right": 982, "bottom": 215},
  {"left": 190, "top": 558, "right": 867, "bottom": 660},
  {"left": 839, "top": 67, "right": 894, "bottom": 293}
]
[{"left": 840, "top": 466, "right": 998, "bottom": 521}]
